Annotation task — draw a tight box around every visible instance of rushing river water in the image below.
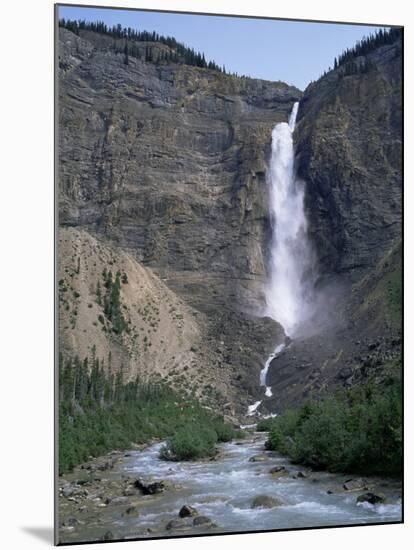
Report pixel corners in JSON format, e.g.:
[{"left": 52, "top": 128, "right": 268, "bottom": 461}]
[{"left": 59, "top": 433, "right": 402, "bottom": 543}]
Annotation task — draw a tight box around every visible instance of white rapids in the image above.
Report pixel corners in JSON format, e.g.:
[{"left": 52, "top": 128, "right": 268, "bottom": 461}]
[
  {"left": 59, "top": 434, "right": 402, "bottom": 543},
  {"left": 260, "top": 342, "right": 286, "bottom": 397}
]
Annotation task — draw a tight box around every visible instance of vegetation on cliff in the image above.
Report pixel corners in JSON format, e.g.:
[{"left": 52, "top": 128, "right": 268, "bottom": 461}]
[
  {"left": 58, "top": 353, "right": 240, "bottom": 474},
  {"left": 334, "top": 27, "right": 402, "bottom": 70},
  {"left": 59, "top": 18, "right": 227, "bottom": 73},
  {"left": 260, "top": 358, "right": 402, "bottom": 476}
]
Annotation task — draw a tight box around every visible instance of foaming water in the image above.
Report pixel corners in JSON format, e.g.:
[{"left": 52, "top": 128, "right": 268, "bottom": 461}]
[
  {"left": 265, "top": 101, "right": 315, "bottom": 337},
  {"left": 60, "top": 434, "right": 402, "bottom": 543},
  {"left": 260, "top": 342, "right": 286, "bottom": 397}
]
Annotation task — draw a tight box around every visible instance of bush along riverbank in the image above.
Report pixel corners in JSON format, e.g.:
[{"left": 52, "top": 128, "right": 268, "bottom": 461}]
[
  {"left": 259, "top": 358, "right": 402, "bottom": 476},
  {"left": 58, "top": 353, "right": 242, "bottom": 474}
]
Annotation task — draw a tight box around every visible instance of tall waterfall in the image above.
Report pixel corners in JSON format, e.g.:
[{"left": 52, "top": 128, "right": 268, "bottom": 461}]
[
  {"left": 265, "top": 101, "right": 314, "bottom": 337},
  {"left": 248, "top": 102, "right": 315, "bottom": 413}
]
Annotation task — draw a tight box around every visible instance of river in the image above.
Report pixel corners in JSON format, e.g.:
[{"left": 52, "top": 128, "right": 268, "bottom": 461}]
[{"left": 58, "top": 432, "right": 402, "bottom": 543}]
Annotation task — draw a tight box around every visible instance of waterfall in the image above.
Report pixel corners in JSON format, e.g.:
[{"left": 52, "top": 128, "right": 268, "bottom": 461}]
[
  {"left": 265, "top": 101, "right": 314, "bottom": 337},
  {"left": 247, "top": 102, "right": 314, "bottom": 414}
]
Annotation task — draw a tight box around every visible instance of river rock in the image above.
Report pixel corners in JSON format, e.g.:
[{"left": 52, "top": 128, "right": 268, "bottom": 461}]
[
  {"left": 122, "top": 505, "right": 140, "bottom": 517},
  {"left": 251, "top": 495, "right": 283, "bottom": 508},
  {"left": 165, "top": 518, "right": 192, "bottom": 531},
  {"left": 62, "top": 485, "right": 74, "bottom": 498},
  {"left": 193, "top": 515, "right": 215, "bottom": 527},
  {"left": 134, "top": 478, "right": 165, "bottom": 495},
  {"left": 291, "top": 471, "right": 308, "bottom": 479},
  {"left": 249, "top": 454, "right": 269, "bottom": 463},
  {"left": 357, "top": 492, "right": 386, "bottom": 505},
  {"left": 269, "top": 465, "right": 288, "bottom": 478},
  {"left": 343, "top": 478, "right": 368, "bottom": 491},
  {"left": 105, "top": 496, "right": 129, "bottom": 505},
  {"left": 179, "top": 505, "right": 198, "bottom": 518}
]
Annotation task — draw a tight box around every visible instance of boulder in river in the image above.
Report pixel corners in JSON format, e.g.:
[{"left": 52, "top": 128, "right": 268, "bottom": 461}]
[
  {"left": 122, "top": 505, "right": 140, "bottom": 517},
  {"left": 343, "top": 478, "right": 368, "bottom": 491},
  {"left": 134, "top": 478, "right": 165, "bottom": 495},
  {"left": 193, "top": 515, "right": 216, "bottom": 527},
  {"left": 251, "top": 495, "right": 283, "bottom": 508},
  {"left": 357, "top": 492, "right": 386, "bottom": 505},
  {"left": 62, "top": 485, "right": 74, "bottom": 498},
  {"left": 179, "top": 505, "right": 198, "bottom": 518},
  {"left": 165, "top": 518, "right": 192, "bottom": 531},
  {"left": 105, "top": 496, "right": 129, "bottom": 505},
  {"left": 269, "top": 465, "right": 288, "bottom": 478},
  {"left": 249, "top": 454, "right": 269, "bottom": 463}
]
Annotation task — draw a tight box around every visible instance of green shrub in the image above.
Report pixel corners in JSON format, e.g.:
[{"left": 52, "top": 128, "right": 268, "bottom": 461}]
[
  {"left": 161, "top": 425, "right": 218, "bottom": 460},
  {"left": 58, "top": 354, "right": 239, "bottom": 473},
  {"left": 265, "top": 362, "right": 402, "bottom": 476},
  {"left": 211, "top": 419, "right": 236, "bottom": 442},
  {"left": 256, "top": 417, "right": 279, "bottom": 432}
]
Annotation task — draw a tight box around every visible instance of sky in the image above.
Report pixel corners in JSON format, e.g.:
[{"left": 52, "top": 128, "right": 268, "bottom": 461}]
[{"left": 58, "top": 5, "right": 388, "bottom": 90}]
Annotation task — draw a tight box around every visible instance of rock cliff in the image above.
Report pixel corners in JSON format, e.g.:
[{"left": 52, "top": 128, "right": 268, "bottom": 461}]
[
  {"left": 58, "top": 27, "right": 294, "bottom": 416},
  {"left": 58, "top": 27, "right": 402, "bottom": 417},
  {"left": 264, "top": 35, "right": 402, "bottom": 411}
]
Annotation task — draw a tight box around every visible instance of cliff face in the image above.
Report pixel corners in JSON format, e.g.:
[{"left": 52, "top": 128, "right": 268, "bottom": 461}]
[
  {"left": 59, "top": 28, "right": 302, "bottom": 308},
  {"left": 295, "top": 39, "right": 402, "bottom": 278},
  {"left": 264, "top": 37, "right": 402, "bottom": 411},
  {"left": 58, "top": 27, "right": 402, "bottom": 417},
  {"left": 58, "top": 28, "right": 294, "bottom": 416}
]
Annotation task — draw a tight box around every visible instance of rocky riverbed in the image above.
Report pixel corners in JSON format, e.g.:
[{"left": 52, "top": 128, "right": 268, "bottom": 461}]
[{"left": 58, "top": 432, "right": 402, "bottom": 543}]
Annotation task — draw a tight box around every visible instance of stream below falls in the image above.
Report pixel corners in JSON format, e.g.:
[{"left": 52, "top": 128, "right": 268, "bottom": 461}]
[{"left": 59, "top": 432, "right": 402, "bottom": 543}]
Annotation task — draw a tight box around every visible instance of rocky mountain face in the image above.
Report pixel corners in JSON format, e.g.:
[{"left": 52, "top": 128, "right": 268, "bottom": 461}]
[
  {"left": 264, "top": 37, "right": 402, "bottom": 411},
  {"left": 296, "top": 40, "right": 402, "bottom": 278},
  {"left": 58, "top": 27, "right": 292, "bottom": 417},
  {"left": 58, "top": 27, "right": 402, "bottom": 418}
]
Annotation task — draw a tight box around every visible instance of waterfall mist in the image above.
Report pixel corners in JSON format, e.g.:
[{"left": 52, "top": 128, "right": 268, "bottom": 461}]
[{"left": 265, "top": 102, "right": 316, "bottom": 337}]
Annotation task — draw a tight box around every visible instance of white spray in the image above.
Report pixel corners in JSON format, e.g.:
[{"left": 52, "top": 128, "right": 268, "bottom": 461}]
[
  {"left": 247, "top": 102, "right": 315, "bottom": 414},
  {"left": 265, "top": 101, "right": 314, "bottom": 337}
]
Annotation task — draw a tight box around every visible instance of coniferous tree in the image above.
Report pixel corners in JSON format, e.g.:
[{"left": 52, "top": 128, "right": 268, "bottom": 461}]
[
  {"left": 59, "top": 17, "right": 260, "bottom": 75},
  {"left": 124, "top": 41, "right": 129, "bottom": 65}
]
